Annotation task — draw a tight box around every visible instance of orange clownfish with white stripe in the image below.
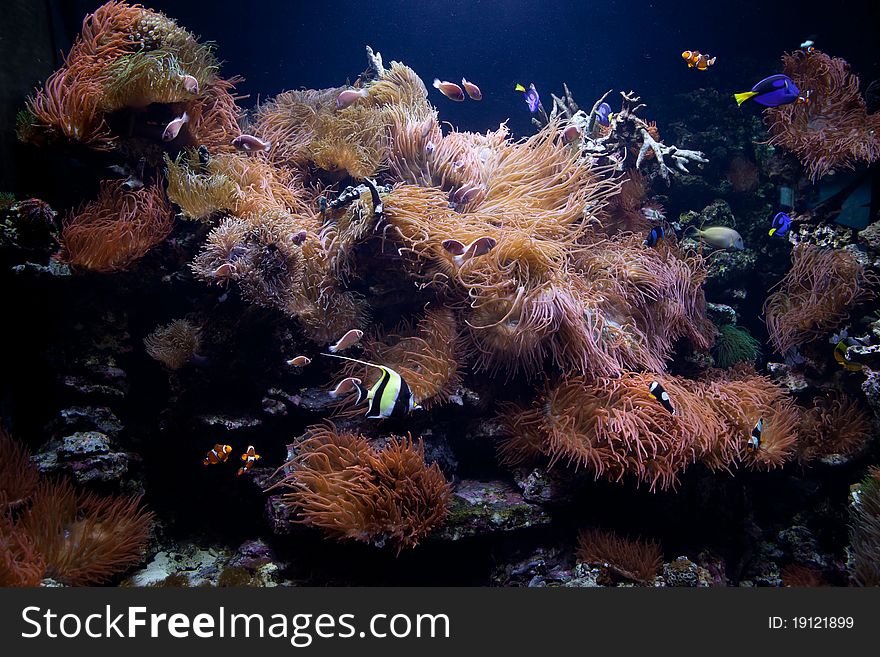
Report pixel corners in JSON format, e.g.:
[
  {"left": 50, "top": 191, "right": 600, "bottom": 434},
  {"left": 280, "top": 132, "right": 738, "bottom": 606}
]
[
  {"left": 682, "top": 50, "right": 716, "bottom": 71},
  {"left": 237, "top": 445, "right": 261, "bottom": 476},
  {"left": 203, "top": 444, "right": 232, "bottom": 466}
]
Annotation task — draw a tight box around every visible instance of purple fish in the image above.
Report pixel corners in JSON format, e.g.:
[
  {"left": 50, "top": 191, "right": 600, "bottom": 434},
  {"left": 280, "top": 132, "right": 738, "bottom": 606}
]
[
  {"left": 516, "top": 83, "right": 540, "bottom": 112},
  {"left": 735, "top": 74, "right": 804, "bottom": 107},
  {"left": 596, "top": 102, "right": 612, "bottom": 127}
]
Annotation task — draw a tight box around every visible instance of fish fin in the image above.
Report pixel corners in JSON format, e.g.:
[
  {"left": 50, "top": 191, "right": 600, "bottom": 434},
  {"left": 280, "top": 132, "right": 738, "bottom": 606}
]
[
  {"left": 734, "top": 91, "right": 757, "bottom": 106},
  {"left": 353, "top": 381, "right": 368, "bottom": 406},
  {"left": 769, "top": 228, "right": 777, "bottom": 236},
  {"left": 514, "top": 83, "right": 525, "bottom": 92},
  {"left": 321, "top": 352, "right": 386, "bottom": 372},
  {"left": 433, "top": 79, "right": 441, "bottom": 89}
]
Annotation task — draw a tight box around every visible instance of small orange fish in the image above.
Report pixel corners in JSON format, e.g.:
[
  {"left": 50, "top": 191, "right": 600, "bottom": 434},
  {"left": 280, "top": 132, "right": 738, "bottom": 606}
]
[
  {"left": 286, "top": 355, "right": 311, "bottom": 367},
  {"left": 162, "top": 111, "right": 189, "bottom": 142},
  {"left": 681, "top": 50, "right": 716, "bottom": 70},
  {"left": 237, "top": 445, "right": 261, "bottom": 476},
  {"left": 433, "top": 79, "right": 465, "bottom": 101},
  {"left": 203, "top": 444, "right": 232, "bottom": 466},
  {"left": 329, "top": 329, "right": 363, "bottom": 353},
  {"left": 461, "top": 78, "right": 482, "bottom": 101}
]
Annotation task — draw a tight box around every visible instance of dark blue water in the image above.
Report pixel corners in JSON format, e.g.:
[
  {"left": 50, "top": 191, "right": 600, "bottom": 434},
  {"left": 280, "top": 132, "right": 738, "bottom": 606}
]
[{"left": 56, "top": 0, "right": 880, "bottom": 136}]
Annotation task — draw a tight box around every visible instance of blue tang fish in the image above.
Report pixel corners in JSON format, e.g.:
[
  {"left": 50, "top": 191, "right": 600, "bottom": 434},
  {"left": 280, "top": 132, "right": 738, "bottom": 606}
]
[
  {"left": 769, "top": 212, "right": 791, "bottom": 237},
  {"left": 734, "top": 74, "right": 810, "bottom": 107},
  {"left": 643, "top": 224, "right": 665, "bottom": 247},
  {"left": 515, "top": 83, "right": 540, "bottom": 113},
  {"left": 596, "top": 102, "right": 612, "bottom": 127}
]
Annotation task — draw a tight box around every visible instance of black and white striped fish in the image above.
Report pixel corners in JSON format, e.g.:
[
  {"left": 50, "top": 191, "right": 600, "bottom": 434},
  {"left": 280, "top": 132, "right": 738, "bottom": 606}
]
[
  {"left": 648, "top": 381, "right": 676, "bottom": 415},
  {"left": 323, "top": 354, "right": 419, "bottom": 419},
  {"left": 748, "top": 418, "right": 763, "bottom": 452}
]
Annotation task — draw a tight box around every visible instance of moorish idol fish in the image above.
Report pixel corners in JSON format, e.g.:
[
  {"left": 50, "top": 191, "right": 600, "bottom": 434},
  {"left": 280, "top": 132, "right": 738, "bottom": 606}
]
[
  {"left": 748, "top": 418, "right": 763, "bottom": 452},
  {"left": 237, "top": 445, "right": 261, "bottom": 476},
  {"left": 323, "top": 354, "right": 420, "bottom": 419},
  {"left": 648, "top": 381, "right": 676, "bottom": 415},
  {"left": 203, "top": 444, "right": 232, "bottom": 466}
]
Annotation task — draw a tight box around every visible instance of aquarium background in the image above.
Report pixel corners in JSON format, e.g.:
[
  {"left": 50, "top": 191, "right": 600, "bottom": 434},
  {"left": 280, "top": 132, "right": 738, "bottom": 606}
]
[{"left": 0, "top": 0, "right": 879, "bottom": 587}]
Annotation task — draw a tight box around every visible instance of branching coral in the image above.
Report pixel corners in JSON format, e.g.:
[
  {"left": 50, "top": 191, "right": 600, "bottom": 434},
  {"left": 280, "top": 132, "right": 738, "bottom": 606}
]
[
  {"left": 797, "top": 393, "right": 871, "bottom": 464},
  {"left": 766, "top": 50, "right": 880, "bottom": 181},
  {"left": 537, "top": 87, "right": 708, "bottom": 182},
  {"left": 764, "top": 244, "right": 875, "bottom": 355},
  {"left": 712, "top": 324, "right": 761, "bottom": 368},
  {"left": 19, "top": 479, "right": 153, "bottom": 585},
  {"left": 59, "top": 180, "right": 175, "bottom": 272},
  {"left": 144, "top": 319, "right": 202, "bottom": 370},
  {"left": 269, "top": 423, "right": 451, "bottom": 552},
  {"left": 576, "top": 528, "right": 662, "bottom": 585},
  {"left": 850, "top": 467, "right": 880, "bottom": 586}
]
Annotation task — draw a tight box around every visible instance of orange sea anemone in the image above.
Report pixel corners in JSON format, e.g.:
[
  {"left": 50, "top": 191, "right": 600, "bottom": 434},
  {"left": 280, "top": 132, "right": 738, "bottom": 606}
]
[{"left": 59, "top": 180, "right": 175, "bottom": 272}]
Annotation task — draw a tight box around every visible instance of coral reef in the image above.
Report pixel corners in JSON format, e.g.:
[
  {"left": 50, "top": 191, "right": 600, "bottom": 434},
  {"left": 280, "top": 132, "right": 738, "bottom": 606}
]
[{"left": 6, "top": 2, "right": 879, "bottom": 588}]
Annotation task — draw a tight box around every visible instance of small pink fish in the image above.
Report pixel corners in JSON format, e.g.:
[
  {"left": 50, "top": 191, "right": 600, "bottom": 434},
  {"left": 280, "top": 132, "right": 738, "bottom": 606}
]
[
  {"left": 329, "top": 329, "right": 364, "bottom": 354},
  {"left": 336, "top": 88, "right": 369, "bottom": 110},
  {"left": 286, "top": 355, "right": 311, "bottom": 367},
  {"left": 162, "top": 111, "right": 189, "bottom": 142},
  {"left": 179, "top": 74, "right": 199, "bottom": 94},
  {"left": 453, "top": 184, "right": 483, "bottom": 205},
  {"left": 461, "top": 78, "right": 482, "bottom": 101},
  {"left": 212, "top": 262, "right": 236, "bottom": 278},
  {"left": 433, "top": 79, "right": 465, "bottom": 102},
  {"left": 561, "top": 124, "right": 581, "bottom": 144},
  {"left": 232, "top": 134, "right": 271, "bottom": 152},
  {"left": 330, "top": 376, "right": 363, "bottom": 398},
  {"left": 442, "top": 236, "right": 497, "bottom": 266},
  {"left": 291, "top": 229, "right": 308, "bottom": 245},
  {"left": 426, "top": 140, "right": 437, "bottom": 154}
]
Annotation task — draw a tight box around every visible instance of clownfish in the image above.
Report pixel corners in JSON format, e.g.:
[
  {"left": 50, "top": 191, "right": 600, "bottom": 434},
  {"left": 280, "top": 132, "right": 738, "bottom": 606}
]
[
  {"left": 203, "top": 444, "right": 232, "bottom": 466},
  {"left": 682, "top": 51, "right": 716, "bottom": 71},
  {"left": 323, "top": 354, "right": 420, "bottom": 419},
  {"left": 648, "top": 381, "right": 676, "bottom": 415},
  {"left": 747, "top": 418, "right": 763, "bottom": 452},
  {"left": 237, "top": 445, "right": 261, "bottom": 476}
]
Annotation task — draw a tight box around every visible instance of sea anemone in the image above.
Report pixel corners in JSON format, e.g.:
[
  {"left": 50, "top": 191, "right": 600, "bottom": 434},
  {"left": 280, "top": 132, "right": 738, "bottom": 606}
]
[
  {"left": 269, "top": 423, "right": 451, "bottom": 552},
  {"left": 576, "top": 528, "right": 662, "bottom": 585}
]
